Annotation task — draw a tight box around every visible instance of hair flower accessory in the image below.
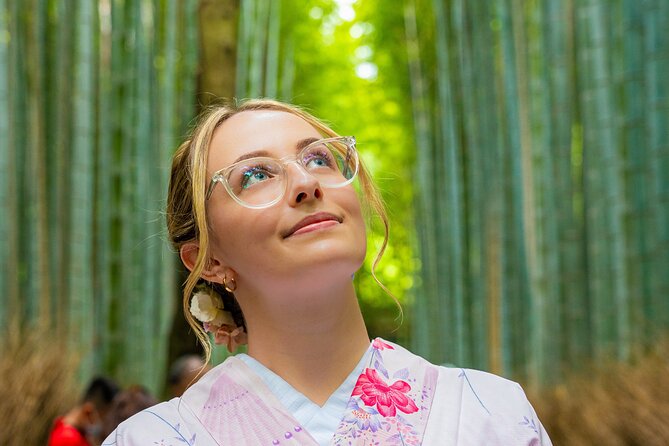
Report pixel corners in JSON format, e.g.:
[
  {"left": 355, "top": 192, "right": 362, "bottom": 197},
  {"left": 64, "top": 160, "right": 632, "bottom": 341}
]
[{"left": 190, "top": 287, "right": 247, "bottom": 352}]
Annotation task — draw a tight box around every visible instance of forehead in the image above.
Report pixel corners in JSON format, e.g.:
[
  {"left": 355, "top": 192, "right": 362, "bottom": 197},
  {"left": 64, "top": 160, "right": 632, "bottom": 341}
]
[{"left": 208, "top": 110, "right": 323, "bottom": 167}]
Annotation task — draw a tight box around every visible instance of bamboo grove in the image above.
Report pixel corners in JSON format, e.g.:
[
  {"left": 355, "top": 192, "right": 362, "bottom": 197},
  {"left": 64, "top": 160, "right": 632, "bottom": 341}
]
[
  {"left": 0, "top": 0, "right": 198, "bottom": 392},
  {"left": 2, "top": 0, "right": 668, "bottom": 393},
  {"left": 406, "top": 0, "right": 669, "bottom": 387}
]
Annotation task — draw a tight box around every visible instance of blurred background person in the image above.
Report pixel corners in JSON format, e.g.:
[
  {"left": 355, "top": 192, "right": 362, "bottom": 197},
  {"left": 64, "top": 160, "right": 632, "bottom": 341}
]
[
  {"left": 99, "top": 385, "right": 158, "bottom": 442},
  {"left": 47, "top": 376, "right": 119, "bottom": 446},
  {"left": 166, "top": 354, "right": 211, "bottom": 398}
]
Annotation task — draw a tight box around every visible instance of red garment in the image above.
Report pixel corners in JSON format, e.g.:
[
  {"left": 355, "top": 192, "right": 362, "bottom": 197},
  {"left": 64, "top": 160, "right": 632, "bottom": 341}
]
[{"left": 47, "top": 417, "right": 90, "bottom": 446}]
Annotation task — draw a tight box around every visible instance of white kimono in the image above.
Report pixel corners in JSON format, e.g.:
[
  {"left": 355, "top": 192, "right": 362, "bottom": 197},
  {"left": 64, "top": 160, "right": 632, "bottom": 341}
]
[{"left": 103, "top": 339, "right": 552, "bottom": 445}]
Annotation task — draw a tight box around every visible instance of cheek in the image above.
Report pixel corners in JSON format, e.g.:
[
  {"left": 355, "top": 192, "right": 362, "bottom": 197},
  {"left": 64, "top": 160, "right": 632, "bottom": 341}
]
[
  {"left": 207, "top": 207, "right": 274, "bottom": 266},
  {"left": 342, "top": 189, "right": 367, "bottom": 245}
]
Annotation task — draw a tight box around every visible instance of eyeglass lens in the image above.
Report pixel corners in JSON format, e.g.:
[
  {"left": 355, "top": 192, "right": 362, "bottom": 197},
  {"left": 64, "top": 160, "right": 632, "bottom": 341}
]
[{"left": 225, "top": 139, "right": 356, "bottom": 207}]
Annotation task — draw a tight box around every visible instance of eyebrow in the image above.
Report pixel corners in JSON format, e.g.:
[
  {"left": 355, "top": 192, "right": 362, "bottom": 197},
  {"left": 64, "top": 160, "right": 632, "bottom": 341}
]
[{"left": 230, "top": 137, "right": 321, "bottom": 164}]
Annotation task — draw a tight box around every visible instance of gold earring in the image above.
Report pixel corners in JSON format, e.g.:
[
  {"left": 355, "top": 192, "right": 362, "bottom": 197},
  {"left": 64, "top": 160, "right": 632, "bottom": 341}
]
[{"left": 223, "top": 275, "right": 237, "bottom": 293}]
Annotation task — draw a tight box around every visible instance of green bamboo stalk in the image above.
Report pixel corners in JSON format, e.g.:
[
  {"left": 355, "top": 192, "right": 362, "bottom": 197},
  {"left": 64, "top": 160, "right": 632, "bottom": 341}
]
[
  {"left": 542, "top": 0, "right": 586, "bottom": 368},
  {"left": 623, "top": 0, "right": 652, "bottom": 346},
  {"left": 644, "top": 0, "right": 669, "bottom": 333},
  {"left": 494, "top": 0, "right": 530, "bottom": 380},
  {"left": 68, "top": 0, "right": 96, "bottom": 376},
  {"left": 128, "top": 0, "right": 153, "bottom": 387},
  {"left": 541, "top": 0, "right": 586, "bottom": 370},
  {"left": 433, "top": 0, "right": 467, "bottom": 367},
  {"left": 9, "top": 0, "right": 30, "bottom": 327},
  {"left": 154, "top": 0, "right": 179, "bottom": 390},
  {"left": 453, "top": 0, "right": 481, "bottom": 369},
  {"left": 581, "top": 0, "right": 629, "bottom": 360},
  {"left": 279, "top": 33, "right": 294, "bottom": 101},
  {"left": 51, "top": 0, "right": 75, "bottom": 338},
  {"left": 578, "top": 0, "right": 610, "bottom": 359},
  {"left": 527, "top": 0, "right": 562, "bottom": 385},
  {"left": 264, "top": 0, "right": 281, "bottom": 98},
  {"left": 486, "top": 1, "right": 509, "bottom": 376},
  {"left": 641, "top": 0, "right": 657, "bottom": 332},
  {"left": 0, "top": 0, "right": 10, "bottom": 331},
  {"left": 618, "top": 0, "right": 647, "bottom": 351},
  {"left": 659, "top": 0, "right": 669, "bottom": 333},
  {"left": 95, "top": 0, "right": 113, "bottom": 373},
  {"left": 248, "top": 0, "right": 269, "bottom": 97},
  {"left": 473, "top": 0, "right": 501, "bottom": 373},
  {"left": 22, "top": 0, "right": 47, "bottom": 325},
  {"left": 405, "top": 0, "right": 439, "bottom": 363},
  {"left": 180, "top": 0, "right": 198, "bottom": 121},
  {"left": 427, "top": 0, "right": 454, "bottom": 366},
  {"left": 235, "top": 0, "right": 252, "bottom": 98},
  {"left": 45, "top": 0, "right": 60, "bottom": 330},
  {"left": 118, "top": 0, "right": 140, "bottom": 382},
  {"left": 602, "top": 0, "right": 630, "bottom": 361},
  {"left": 22, "top": 0, "right": 39, "bottom": 323},
  {"left": 104, "top": 0, "right": 126, "bottom": 376}
]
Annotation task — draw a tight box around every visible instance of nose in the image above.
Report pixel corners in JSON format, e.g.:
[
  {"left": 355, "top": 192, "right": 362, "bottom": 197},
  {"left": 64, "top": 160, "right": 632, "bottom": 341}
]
[{"left": 284, "top": 162, "right": 323, "bottom": 206}]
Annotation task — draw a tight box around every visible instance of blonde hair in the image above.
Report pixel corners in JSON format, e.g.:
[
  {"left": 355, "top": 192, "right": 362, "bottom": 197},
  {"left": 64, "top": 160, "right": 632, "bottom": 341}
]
[{"left": 166, "top": 99, "right": 391, "bottom": 363}]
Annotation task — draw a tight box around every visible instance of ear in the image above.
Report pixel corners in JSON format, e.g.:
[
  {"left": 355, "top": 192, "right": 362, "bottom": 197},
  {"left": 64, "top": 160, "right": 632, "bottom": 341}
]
[{"left": 180, "top": 242, "right": 225, "bottom": 283}]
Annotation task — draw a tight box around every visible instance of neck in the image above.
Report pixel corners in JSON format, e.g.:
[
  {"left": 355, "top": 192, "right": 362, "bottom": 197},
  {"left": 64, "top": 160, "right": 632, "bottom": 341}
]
[{"left": 242, "top": 281, "right": 370, "bottom": 406}]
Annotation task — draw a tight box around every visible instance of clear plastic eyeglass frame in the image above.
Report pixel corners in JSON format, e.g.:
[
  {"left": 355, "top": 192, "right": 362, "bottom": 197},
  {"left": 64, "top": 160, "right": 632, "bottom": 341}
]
[{"left": 206, "top": 136, "right": 359, "bottom": 209}]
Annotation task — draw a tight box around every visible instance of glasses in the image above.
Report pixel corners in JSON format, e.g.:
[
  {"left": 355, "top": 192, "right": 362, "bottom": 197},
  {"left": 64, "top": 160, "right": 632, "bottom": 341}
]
[{"left": 206, "top": 136, "right": 359, "bottom": 209}]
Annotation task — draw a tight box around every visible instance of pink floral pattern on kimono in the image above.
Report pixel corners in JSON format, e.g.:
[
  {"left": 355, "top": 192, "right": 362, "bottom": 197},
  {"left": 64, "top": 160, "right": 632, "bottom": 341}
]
[
  {"left": 352, "top": 368, "right": 419, "bottom": 417},
  {"left": 332, "top": 338, "right": 438, "bottom": 445},
  {"left": 371, "top": 338, "right": 394, "bottom": 351}
]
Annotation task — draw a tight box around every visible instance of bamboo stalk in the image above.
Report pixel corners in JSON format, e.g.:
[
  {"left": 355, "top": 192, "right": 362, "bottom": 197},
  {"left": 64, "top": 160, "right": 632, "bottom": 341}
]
[
  {"left": 235, "top": 0, "right": 251, "bottom": 99},
  {"left": 68, "top": 0, "right": 96, "bottom": 376},
  {"left": 644, "top": 0, "right": 669, "bottom": 333},
  {"left": 405, "top": 0, "right": 439, "bottom": 363},
  {"left": 543, "top": 0, "right": 589, "bottom": 369},
  {"left": 248, "top": 0, "right": 269, "bottom": 97},
  {"left": 0, "top": 0, "right": 10, "bottom": 331},
  {"left": 155, "top": 0, "right": 178, "bottom": 389},
  {"left": 95, "top": 0, "right": 113, "bottom": 373},
  {"left": 104, "top": 0, "right": 125, "bottom": 376},
  {"left": 118, "top": 0, "right": 139, "bottom": 382},
  {"left": 494, "top": 0, "right": 530, "bottom": 381},
  {"left": 488, "top": 0, "right": 509, "bottom": 376},
  {"left": 52, "top": 0, "right": 75, "bottom": 338},
  {"left": 581, "top": 0, "right": 630, "bottom": 360},
  {"left": 180, "top": 0, "right": 198, "bottom": 118},
  {"left": 8, "top": 0, "right": 30, "bottom": 328},
  {"left": 279, "top": 33, "right": 294, "bottom": 102},
  {"left": 433, "top": 0, "right": 466, "bottom": 367},
  {"left": 264, "top": 0, "right": 281, "bottom": 98},
  {"left": 472, "top": 0, "right": 501, "bottom": 373},
  {"left": 527, "top": 0, "right": 561, "bottom": 386},
  {"left": 22, "top": 0, "right": 51, "bottom": 326},
  {"left": 541, "top": 0, "right": 572, "bottom": 383},
  {"left": 619, "top": 0, "right": 651, "bottom": 346}
]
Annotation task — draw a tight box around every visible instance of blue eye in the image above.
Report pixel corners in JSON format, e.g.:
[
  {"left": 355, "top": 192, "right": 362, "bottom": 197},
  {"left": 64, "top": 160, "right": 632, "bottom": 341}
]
[
  {"left": 303, "top": 149, "right": 335, "bottom": 170},
  {"left": 241, "top": 166, "right": 273, "bottom": 189}
]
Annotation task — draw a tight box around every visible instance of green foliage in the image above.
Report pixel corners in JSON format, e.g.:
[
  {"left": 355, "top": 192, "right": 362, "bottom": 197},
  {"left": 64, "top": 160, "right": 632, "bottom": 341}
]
[
  {"left": 286, "top": 1, "right": 419, "bottom": 342},
  {"left": 235, "top": 0, "right": 419, "bottom": 342}
]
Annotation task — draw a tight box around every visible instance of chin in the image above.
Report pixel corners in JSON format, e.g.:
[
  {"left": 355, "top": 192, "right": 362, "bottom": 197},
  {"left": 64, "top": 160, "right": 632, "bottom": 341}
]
[{"left": 289, "top": 246, "right": 365, "bottom": 278}]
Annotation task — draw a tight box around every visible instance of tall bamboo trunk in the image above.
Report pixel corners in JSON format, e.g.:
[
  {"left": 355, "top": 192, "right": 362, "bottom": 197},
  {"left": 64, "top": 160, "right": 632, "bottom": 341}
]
[
  {"left": 67, "top": 0, "right": 96, "bottom": 374},
  {"left": 0, "top": 0, "right": 11, "bottom": 331}
]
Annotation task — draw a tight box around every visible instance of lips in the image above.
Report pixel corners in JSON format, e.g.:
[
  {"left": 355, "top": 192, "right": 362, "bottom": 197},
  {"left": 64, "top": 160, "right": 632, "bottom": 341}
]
[{"left": 283, "top": 212, "right": 342, "bottom": 238}]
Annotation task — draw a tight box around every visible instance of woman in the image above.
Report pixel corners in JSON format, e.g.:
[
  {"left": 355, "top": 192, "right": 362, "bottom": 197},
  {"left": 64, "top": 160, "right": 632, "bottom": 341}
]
[{"left": 104, "top": 99, "right": 552, "bottom": 445}]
